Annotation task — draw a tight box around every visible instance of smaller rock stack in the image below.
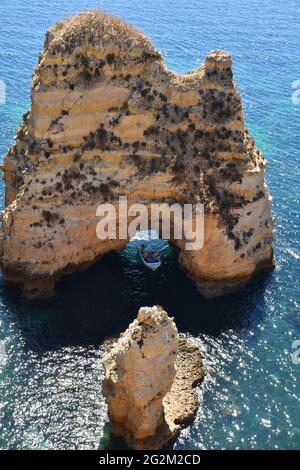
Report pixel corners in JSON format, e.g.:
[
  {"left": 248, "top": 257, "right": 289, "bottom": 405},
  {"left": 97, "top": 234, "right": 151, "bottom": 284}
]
[{"left": 102, "top": 306, "right": 205, "bottom": 449}]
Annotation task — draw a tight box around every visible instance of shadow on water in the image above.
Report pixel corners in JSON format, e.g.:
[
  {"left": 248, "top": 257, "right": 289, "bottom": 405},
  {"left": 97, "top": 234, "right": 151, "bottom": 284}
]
[
  {"left": 99, "top": 423, "right": 175, "bottom": 450},
  {"left": 1, "top": 239, "right": 272, "bottom": 354}
]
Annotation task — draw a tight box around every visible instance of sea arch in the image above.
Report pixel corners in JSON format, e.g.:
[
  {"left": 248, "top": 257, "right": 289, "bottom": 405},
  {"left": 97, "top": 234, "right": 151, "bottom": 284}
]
[{"left": 0, "top": 11, "right": 274, "bottom": 298}]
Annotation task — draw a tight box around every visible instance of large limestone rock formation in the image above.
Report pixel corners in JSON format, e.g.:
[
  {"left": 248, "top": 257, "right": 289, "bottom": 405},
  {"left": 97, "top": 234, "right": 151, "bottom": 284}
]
[
  {"left": 0, "top": 11, "right": 274, "bottom": 298},
  {"left": 102, "top": 306, "right": 205, "bottom": 449}
]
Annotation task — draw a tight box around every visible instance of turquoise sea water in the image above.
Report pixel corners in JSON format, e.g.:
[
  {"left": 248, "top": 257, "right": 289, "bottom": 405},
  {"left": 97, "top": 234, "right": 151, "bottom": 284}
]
[{"left": 0, "top": 0, "right": 299, "bottom": 450}]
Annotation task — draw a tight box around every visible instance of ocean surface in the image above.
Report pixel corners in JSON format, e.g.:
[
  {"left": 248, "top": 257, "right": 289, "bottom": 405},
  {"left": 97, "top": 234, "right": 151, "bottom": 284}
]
[{"left": 0, "top": 0, "right": 299, "bottom": 450}]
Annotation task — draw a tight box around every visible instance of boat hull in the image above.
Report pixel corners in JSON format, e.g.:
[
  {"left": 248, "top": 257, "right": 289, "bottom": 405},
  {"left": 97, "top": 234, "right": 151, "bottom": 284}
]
[{"left": 138, "top": 247, "right": 161, "bottom": 271}]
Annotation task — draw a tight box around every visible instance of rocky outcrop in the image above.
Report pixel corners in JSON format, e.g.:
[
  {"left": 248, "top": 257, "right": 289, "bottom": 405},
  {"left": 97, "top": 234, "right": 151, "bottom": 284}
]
[
  {"left": 102, "top": 306, "right": 205, "bottom": 449},
  {"left": 0, "top": 11, "right": 274, "bottom": 298}
]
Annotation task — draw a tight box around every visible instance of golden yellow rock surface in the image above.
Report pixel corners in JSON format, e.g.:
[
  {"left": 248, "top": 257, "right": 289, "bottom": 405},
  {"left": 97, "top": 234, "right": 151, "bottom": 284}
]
[{"left": 0, "top": 11, "right": 274, "bottom": 298}]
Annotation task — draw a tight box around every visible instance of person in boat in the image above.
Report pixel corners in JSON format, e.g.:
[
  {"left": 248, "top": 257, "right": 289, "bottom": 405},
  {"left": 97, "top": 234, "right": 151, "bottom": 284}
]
[
  {"left": 146, "top": 244, "right": 153, "bottom": 255},
  {"left": 146, "top": 245, "right": 155, "bottom": 262}
]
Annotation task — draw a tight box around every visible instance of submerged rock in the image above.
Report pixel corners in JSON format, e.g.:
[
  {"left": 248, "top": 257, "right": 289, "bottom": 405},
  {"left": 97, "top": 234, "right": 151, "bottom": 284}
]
[{"left": 102, "top": 305, "right": 205, "bottom": 449}]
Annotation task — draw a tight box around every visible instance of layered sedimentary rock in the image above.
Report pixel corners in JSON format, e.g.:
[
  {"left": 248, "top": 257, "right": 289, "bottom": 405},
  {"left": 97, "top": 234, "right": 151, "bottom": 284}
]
[
  {"left": 102, "top": 305, "right": 205, "bottom": 449},
  {"left": 0, "top": 11, "right": 274, "bottom": 297}
]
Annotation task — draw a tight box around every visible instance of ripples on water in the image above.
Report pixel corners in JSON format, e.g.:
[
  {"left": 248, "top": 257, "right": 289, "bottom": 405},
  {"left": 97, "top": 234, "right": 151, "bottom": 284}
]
[{"left": 0, "top": 0, "right": 299, "bottom": 450}]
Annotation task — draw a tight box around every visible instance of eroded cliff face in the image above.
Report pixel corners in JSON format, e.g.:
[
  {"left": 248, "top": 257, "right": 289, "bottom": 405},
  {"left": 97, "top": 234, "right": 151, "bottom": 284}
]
[
  {"left": 0, "top": 11, "right": 274, "bottom": 297},
  {"left": 102, "top": 305, "right": 205, "bottom": 449}
]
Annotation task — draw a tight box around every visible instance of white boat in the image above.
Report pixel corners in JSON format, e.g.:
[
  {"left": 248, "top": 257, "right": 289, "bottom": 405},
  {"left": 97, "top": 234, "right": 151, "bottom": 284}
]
[{"left": 138, "top": 245, "right": 161, "bottom": 271}]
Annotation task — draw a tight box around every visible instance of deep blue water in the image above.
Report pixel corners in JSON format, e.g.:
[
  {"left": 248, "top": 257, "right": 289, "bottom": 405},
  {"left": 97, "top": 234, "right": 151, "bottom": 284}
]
[{"left": 0, "top": 0, "right": 299, "bottom": 450}]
